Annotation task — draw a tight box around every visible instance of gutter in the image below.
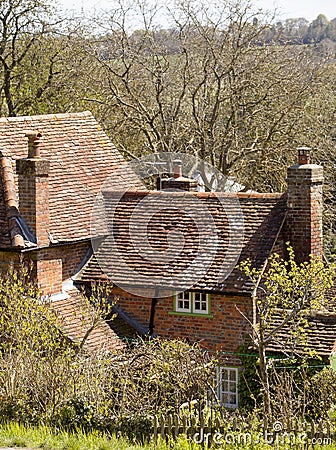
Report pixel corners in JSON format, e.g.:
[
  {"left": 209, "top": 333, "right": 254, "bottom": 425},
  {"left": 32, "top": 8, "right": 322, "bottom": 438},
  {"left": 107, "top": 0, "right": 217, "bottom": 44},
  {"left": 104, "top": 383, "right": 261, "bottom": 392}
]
[{"left": 149, "top": 287, "right": 160, "bottom": 336}]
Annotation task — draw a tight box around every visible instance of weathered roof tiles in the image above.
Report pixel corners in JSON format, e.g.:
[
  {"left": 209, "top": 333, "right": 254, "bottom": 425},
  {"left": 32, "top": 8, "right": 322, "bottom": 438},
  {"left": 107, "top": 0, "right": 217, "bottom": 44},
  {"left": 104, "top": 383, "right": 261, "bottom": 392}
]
[
  {"left": 79, "top": 190, "right": 287, "bottom": 294},
  {"left": 0, "top": 111, "right": 143, "bottom": 248}
]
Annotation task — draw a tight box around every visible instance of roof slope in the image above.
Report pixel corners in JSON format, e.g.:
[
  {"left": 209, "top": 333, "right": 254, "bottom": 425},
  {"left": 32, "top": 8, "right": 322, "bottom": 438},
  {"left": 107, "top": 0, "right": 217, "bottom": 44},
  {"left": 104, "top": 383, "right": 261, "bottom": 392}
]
[
  {"left": 51, "top": 288, "right": 125, "bottom": 352},
  {"left": 266, "top": 309, "right": 336, "bottom": 358},
  {"left": 79, "top": 190, "right": 287, "bottom": 295},
  {"left": 0, "top": 111, "right": 143, "bottom": 247}
]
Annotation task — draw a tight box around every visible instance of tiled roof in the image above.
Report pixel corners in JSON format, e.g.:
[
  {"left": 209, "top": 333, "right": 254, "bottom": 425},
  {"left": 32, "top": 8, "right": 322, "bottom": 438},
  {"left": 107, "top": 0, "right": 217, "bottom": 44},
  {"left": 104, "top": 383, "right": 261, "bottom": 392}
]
[
  {"left": 51, "top": 288, "right": 125, "bottom": 352},
  {"left": 266, "top": 309, "right": 336, "bottom": 358},
  {"left": 78, "top": 190, "right": 286, "bottom": 294},
  {"left": 0, "top": 111, "right": 143, "bottom": 247}
]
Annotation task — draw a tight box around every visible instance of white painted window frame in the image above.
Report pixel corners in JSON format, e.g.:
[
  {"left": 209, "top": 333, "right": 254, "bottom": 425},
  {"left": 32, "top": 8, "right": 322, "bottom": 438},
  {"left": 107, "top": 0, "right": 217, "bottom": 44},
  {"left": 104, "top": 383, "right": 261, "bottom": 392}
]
[
  {"left": 217, "top": 366, "right": 239, "bottom": 409},
  {"left": 175, "top": 292, "right": 209, "bottom": 315}
]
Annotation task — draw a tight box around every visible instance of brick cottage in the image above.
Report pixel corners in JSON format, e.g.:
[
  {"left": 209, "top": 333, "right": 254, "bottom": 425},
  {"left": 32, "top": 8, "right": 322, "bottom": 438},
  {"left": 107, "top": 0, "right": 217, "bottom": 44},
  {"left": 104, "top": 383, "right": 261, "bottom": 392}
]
[
  {"left": 76, "top": 144, "right": 334, "bottom": 408},
  {"left": 0, "top": 111, "right": 334, "bottom": 408},
  {"left": 0, "top": 111, "right": 143, "bottom": 351}
]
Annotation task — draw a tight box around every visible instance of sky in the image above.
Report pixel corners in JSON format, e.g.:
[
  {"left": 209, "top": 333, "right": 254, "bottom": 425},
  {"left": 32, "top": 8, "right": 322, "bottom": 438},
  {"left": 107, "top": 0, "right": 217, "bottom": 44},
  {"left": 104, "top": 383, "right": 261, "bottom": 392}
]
[
  {"left": 254, "top": 0, "right": 335, "bottom": 21},
  {"left": 58, "top": 0, "right": 335, "bottom": 23}
]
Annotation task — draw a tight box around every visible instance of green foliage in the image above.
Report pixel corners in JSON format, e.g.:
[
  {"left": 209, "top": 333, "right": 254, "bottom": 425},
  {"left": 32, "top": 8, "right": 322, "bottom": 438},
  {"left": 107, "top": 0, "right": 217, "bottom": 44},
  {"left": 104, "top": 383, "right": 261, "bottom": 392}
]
[
  {"left": 0, "top": 267, "right": 67, "bottom": 356},
  {"left": 239, "top": 246, "right": 336, "bottom": 416},
  {"left": 240, "top": 246, "right": 336, "bottom": 357},
  {"left": 0, "top": 422, "right": 160, "bottom": 449},
  {"left": 114, "top": 413, "right": 152, "bottom": 443},
  {"left": 104, "top": 338, "right": 215, "bottom": 418},
  {"left": 0, "top": 268, "right": 214, "bottom": 434},
  {"left": 237, "top": 341, "right": 261, "bottom": 412},
  {"left": 54, "top": 397, "right": 97, "bottom": 431},
  {"left": 308, "top": 367, "right": 336, "bottom": 420}
]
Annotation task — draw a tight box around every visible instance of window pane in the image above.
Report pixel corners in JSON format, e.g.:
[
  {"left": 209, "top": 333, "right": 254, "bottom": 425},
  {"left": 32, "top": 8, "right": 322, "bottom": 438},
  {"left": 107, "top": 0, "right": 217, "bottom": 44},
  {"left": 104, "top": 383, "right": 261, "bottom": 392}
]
[
  {"left": 229, "top": 383, "right": 236, "bottom": 393},
  {"left": 222, "top": 380, "right": 228, "bottom": 391},
  {"left": 218, "top": 367, "right": 238, "bottom": 408},
  {"left": 229, "top": 370, "right": 237, "bottom": 381},
  {"left": 176, "top": 293, "right": 191, "bottom": 312},
  {"left": 193, "top": 293, "right": 208, "bottom": 314},
  {"left": 229, "top": 394, "right": 237, "bottom": 405}
]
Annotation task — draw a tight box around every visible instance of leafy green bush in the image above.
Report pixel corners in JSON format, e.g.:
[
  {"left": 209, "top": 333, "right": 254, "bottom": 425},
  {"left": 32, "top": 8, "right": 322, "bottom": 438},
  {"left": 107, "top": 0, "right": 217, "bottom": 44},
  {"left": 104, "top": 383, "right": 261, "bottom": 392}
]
[
  {"left": 0, "top": 268, "right": 215, "bottom": 436},
  {"left": 309, "top": 367, "right": 336, "bottom": 420}
]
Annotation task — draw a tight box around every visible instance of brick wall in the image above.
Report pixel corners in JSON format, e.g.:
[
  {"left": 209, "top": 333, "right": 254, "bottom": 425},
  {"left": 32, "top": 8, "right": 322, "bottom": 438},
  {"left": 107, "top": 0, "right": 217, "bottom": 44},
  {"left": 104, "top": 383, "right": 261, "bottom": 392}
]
[
  {"left": 112, "top": 287, "right": 251, "bottom": 362},
  {"left": 0, "top": 242, "right": 90, "bottom": 296},
  {"left": 26, "top": 241, "right": 90, "bottom": 296},
  {"left": 35, "top": 257, "right": 62, "bottom": 295},
  {"left": 0, "top": 251, "right": 20, "bottom": 272},
  {"left": 112, "top": 286, "right": 152, "bottom": 327}
]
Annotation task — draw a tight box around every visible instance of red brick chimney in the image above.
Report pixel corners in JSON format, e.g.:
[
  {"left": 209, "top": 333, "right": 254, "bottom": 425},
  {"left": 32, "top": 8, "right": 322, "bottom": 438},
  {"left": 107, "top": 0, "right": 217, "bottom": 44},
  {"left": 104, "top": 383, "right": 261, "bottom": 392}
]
[
  {"left": 173, "top": 159, "right": 182, "bottom": 178},
  {"left": 16, "top": 132, "right": 63, "bottom": 297},
  {"left": 161, "top": 159, "right": 198, "bottom": 191},
  {"left": 286, "top": 147, "right": 323, "bottom": 263},
  {"left": 16, "top": 131, "right": 50, "bottom": 247}
]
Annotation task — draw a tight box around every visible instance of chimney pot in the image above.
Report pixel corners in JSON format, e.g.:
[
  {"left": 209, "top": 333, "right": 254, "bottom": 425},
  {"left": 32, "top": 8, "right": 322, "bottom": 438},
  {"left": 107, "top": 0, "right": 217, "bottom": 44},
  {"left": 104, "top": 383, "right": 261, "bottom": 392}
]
[
  {"left": 25, "top": 131, "right": 42, "bottom": 158},
  {"left": 173, "top": 159, "right": 182, "bottom": 179},
  {"left": 297, "top": 147, "right": 311, "bottom": 165}
]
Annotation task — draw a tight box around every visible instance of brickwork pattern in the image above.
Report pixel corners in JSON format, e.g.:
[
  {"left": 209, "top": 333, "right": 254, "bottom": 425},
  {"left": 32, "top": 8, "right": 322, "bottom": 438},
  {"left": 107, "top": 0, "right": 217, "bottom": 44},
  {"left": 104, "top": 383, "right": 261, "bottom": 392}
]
[
  {"left": 113, "top": 287, "right": 250, "bottom": 357},
  {"left": 16, "top": 158, "right": 50, "bottom": 247},
  {"left": 286, "top": 164, "right": 323, "bottom": 263},
  {"left": 28, "top": 242, "right": 90, "bottom": 295},
  {"left": 0, "top": 243, "right": 90, "bottom": 296}
]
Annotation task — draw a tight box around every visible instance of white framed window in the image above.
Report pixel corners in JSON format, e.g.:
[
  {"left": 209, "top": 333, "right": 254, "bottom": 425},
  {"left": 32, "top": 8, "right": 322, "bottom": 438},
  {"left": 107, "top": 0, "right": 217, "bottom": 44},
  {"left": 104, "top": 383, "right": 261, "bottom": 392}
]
[
  {"left": 176, "top": 291, "right": 191, "bottom": 313},
  {"left": 217, "top": 367, "right": 238, "bottom": 409},
  {"left": 175, "top": 292, "right": 209, "bottom": 314}
]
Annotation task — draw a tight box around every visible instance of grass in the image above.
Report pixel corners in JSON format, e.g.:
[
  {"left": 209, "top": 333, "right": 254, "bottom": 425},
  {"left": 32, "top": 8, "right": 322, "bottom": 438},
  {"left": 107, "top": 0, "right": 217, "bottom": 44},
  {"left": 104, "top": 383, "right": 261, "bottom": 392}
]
[
  {"left": 0, "top": 422, "right": 335, "bottom": 449},
  {"left": 0, "top": 422, "right": 200, "bottom": 450}
]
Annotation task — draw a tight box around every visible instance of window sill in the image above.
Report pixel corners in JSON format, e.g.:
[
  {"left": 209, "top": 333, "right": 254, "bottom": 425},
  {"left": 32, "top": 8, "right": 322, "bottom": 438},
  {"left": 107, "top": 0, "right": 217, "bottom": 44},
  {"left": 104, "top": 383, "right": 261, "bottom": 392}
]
[
  {"left": 223, "top": 404, "right": 238, "bottom": 410},
  {"left": 169, "top": 311, "right": 214, "bottom": 318}
]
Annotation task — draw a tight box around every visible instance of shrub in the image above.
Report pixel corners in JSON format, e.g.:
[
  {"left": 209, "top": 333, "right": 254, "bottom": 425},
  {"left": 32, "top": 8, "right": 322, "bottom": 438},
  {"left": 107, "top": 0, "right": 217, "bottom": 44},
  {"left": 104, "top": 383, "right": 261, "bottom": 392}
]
[{"left": 0, "top": 268, "right": 215, "bottom": 435}]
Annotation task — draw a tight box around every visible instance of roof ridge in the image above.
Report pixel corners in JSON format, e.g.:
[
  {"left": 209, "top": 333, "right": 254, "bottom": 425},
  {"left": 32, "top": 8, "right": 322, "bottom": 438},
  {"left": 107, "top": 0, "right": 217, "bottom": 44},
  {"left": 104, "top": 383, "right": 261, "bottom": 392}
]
[
  {"left": 0, "top": 110, "right": 92, "bottom": 123},
  {"left": 0, "top": 156, "right": 24, "bottom": 247},
  {"left": 102, "top": 189, "right": 285, "bottom": 199}
]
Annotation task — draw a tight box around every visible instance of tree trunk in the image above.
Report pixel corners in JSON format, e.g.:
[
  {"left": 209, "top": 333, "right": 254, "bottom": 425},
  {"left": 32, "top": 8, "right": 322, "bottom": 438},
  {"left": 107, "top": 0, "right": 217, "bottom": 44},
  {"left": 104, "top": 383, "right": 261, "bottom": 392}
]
[
  {"left": 3, "top": 67, "right": 15, "bottom": 117},
  {"left": 259, "top": 342, "right": 271, "bottom": 419}
]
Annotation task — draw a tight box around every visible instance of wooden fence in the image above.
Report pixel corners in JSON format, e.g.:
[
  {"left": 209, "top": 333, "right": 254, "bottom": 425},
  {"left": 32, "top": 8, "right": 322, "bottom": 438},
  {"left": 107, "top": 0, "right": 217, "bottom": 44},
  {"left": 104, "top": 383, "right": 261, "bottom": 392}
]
[{"left": 152, "top": 408, "right": 336, "bottom": 446}]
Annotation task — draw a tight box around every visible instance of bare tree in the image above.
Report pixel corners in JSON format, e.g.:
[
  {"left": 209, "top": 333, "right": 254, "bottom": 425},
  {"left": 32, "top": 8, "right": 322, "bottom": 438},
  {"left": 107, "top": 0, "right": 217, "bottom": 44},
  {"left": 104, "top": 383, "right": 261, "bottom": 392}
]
[{"left": 80, "top": 0, "right": 330, "bottom": 192}]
